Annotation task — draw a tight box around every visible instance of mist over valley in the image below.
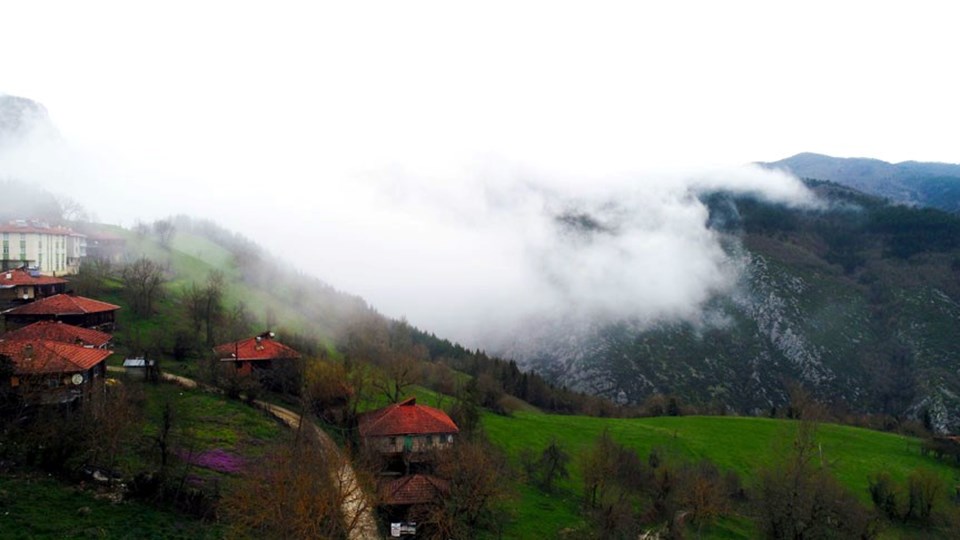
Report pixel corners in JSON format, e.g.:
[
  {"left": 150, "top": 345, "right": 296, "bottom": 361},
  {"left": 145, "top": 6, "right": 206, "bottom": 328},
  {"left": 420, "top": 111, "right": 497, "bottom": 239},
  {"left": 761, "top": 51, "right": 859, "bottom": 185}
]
[{"left": 4, "top": 5, "right": 960, "bottom": 536}]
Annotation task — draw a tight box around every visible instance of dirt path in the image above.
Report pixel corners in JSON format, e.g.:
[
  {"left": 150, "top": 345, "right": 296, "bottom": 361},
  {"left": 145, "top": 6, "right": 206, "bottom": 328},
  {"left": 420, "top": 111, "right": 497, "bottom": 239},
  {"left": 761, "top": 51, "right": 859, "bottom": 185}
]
[
  {"left": 254, "top": 400, "right": 380, "bottom": 540},
  {"left": 107, "top": 367, "right": 380, "bottom": 539}
]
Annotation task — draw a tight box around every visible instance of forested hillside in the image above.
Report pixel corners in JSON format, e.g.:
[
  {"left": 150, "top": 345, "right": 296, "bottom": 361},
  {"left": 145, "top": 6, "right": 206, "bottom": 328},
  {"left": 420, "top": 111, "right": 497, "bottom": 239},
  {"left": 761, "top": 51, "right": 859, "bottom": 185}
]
[
  {"left": 502, "top": 181, "right": 960, "bottom": 432},
  {"left": 761, "top": 153, "right": 960, "bottom": 213}
]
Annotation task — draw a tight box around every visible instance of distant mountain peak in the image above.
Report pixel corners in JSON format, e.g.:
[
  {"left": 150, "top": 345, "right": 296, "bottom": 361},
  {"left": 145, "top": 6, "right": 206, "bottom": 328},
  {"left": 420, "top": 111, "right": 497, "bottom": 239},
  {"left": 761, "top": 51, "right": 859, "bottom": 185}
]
[
  {"left": 0, "top": 94, "right": 57, "bottom": 146},
  {"left": 759, "top": 153, "right": 960, "bottom": 213}
]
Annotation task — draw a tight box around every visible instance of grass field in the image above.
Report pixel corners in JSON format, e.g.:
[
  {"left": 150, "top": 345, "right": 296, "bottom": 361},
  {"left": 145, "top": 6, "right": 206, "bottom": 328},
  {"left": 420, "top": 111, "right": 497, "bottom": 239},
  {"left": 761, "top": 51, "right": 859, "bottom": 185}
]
[
  {"left": 480, "top": 410, "right": 960, "bottom": 538},
  {"left": 0, "top": 473, "right": 222, "bottom": 540},
  {"left": 137, "top": 380, "right": 284, "bottom": 454},
  {"left": 0, "top": 377, "right": 289, "bottom": 539},
  {"left": 358, "top": 385, "right": 960, "bottom": 536}
]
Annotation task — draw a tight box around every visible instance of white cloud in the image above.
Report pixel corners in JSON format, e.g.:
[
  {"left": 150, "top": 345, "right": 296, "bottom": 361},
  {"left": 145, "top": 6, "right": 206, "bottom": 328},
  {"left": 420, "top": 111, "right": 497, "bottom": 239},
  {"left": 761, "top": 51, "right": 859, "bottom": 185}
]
[
  {"left": 321, "top": 159, "right": 815, "bottom": 344},
  {"left": 0, "top": 1, "right": 956, "bottom": 347}
]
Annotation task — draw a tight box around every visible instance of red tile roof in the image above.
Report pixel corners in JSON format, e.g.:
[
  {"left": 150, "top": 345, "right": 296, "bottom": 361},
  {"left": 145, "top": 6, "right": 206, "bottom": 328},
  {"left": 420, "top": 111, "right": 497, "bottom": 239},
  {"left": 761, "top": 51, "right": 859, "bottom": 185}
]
[
  {"left": 2, "top": 294, "right": 120, "bottom": 316},
  {"left": 0, "top": 339, "right": 112, "bottom": 374},
  {"left": 379, "top": 474, "right": 449, "bottom": 506},
  {"left": 213, "top": 334, "right": 302, "bottom": 362},
  {"left": 0, "top": 268, "right": 68, "bottom": 288},
  {"left": 359, "top": 397, "right": 459, "bottom": 438},
  {"left": 2, "top": 321, "right": 112, "bottom": 348},
  {"left": 0, "top": 224, "right": 75, "bottom": 235}
]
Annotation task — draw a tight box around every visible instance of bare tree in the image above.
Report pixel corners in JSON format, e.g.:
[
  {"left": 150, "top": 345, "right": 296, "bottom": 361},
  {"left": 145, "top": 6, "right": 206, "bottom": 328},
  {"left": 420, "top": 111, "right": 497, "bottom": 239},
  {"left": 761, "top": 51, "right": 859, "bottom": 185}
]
[
  {"left": 133, "top": 220, "right": 150, "bottom": 238},
  {"left": 72, "top": 257, "right": 113, "bottom": 297},
  {"left": 221, "top": 435, "right": 356, "bottom": 539},
  {"left": 373, "top": 356, "right": 419, "bottom": 403},
  {"left": 153, "top": 219, "right": 175, "bottom": 249},
  {"left": 580, "top": 430, "right": 653, "bottom": 537},
  {"left": 413, "top": 437, "right": 513, "bottom": 539},
  {"left": 54, "top": 195, "right": 90, "bottom": 223},
  {"left": 755, "top": 420, "right": 876, "bottom": 539},
  {"left": 523, "top": 437, "right": 570, "bottom": 493},
  {"left": 121, "top": 256, "right": 165, "bottom": 316},
  {"left": 304, "top": 359, "right": 354, "bottom": 425},
  {"left": 182, "top": 270, "right": 225, "bottom": 346},
  {"left": 224, "top": 300, "right": 255, "bottom": 341},
  {"left": 906, "top": 468, "right": 944, "bottom": 523}
]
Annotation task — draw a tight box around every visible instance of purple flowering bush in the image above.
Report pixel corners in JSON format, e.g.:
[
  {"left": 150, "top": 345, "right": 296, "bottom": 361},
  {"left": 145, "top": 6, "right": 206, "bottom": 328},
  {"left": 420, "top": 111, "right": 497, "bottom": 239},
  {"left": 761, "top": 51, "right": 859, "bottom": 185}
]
[{"left": 178, "top": 448, "right": 245, "bottom": 474}]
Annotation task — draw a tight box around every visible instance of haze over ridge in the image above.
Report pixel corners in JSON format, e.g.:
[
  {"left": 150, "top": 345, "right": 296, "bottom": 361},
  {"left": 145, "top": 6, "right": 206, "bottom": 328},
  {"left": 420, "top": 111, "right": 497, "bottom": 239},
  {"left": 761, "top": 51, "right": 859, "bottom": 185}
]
[
  {"left": 2, "top": 1, "right": 958, "bottom": 345},
  {"left": 1, "top": 93, "right": 817, "bottom": 346}
]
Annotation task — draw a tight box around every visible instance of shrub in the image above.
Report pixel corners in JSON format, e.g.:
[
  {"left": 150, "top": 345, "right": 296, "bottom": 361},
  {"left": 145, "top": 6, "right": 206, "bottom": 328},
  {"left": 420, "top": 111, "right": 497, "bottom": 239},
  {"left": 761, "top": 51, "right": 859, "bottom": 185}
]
[
  {"left": 906, "top": 468, "right": 943, "bottom": 523},
  {"left": 868, "top": 471, "right": 900, "bottom": 519}
]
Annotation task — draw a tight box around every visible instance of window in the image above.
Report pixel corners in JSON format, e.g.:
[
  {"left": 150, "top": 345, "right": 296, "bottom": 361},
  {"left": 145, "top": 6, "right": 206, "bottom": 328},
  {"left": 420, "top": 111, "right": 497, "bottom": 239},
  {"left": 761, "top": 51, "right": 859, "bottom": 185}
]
[{"left": 47, "top": 378, "right": 60, "bottom": 388}]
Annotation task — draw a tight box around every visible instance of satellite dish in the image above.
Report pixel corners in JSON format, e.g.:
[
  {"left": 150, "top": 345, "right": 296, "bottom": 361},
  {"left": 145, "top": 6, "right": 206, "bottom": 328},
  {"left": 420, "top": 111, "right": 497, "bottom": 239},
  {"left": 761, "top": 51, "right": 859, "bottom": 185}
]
[{"left": 71, "top": 374, "right": 84, "bottom": 385}]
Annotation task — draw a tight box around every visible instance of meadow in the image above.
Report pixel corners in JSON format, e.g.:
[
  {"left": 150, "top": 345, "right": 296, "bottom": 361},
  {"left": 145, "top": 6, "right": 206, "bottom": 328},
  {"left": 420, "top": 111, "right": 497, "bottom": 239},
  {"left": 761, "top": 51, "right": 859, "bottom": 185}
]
[{"left": 480, "top": 410, "right": 959, "bottom": 538}]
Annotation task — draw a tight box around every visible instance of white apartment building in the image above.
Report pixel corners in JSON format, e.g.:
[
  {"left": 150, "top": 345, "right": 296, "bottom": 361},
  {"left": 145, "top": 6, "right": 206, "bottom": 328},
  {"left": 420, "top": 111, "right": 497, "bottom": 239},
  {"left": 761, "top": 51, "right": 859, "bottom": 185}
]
[{"left": 0, "top": 221, "right": 86, "bottom": 276}]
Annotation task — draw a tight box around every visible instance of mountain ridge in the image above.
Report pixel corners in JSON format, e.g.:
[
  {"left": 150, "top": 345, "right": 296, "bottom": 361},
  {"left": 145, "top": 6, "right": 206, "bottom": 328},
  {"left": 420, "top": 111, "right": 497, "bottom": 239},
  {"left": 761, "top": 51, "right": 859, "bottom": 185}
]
[
  {"left": 500, "top": 181, "right": 960, "bottom": 431},
  {"left": 760, "top": 152, "right": 960, "bottom": 213}
]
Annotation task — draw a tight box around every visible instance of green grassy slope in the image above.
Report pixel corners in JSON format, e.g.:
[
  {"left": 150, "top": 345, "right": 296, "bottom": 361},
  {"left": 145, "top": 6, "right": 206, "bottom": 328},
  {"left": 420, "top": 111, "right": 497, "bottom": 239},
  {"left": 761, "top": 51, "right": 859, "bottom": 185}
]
[
  {"left": 136, "top": 381, "right": 283, "bottom": 459},
  {"left": 0, "top": 377, "right": 287, "bottom": 539},
  {"left": 0, "top": 474, "right": 221, "bottom": 540},
  {"left": 481, "top": 411, "right": 959, "bottom": 539},
  {"left": 119, "top": 228, "right": 319, "bottom": 336}
]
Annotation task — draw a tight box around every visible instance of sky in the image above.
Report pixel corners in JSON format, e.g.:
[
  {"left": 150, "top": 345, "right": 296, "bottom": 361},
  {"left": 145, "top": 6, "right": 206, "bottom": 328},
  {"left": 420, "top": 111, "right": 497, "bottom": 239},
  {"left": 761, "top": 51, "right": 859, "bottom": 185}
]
[{"left": 1, "top": 1, "right": 959, "bottom": 344}]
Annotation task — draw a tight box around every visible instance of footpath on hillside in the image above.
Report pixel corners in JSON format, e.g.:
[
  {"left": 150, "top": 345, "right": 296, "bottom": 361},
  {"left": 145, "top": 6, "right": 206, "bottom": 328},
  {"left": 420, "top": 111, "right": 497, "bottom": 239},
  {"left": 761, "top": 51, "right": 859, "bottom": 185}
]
[{"left": 107, "top": 367, "right": 381, "bottom": 540}]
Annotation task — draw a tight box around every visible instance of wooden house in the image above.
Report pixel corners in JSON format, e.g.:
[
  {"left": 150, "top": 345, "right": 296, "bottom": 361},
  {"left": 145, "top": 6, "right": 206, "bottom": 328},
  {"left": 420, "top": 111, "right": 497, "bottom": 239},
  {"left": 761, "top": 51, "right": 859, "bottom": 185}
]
[
  {"left": 379, "top": 473, "right": 449, "bottom": 506},
  {"left": 379, "top": 473, "right": 449, "bottom": 530},
  {"left": 213, "top": 332, "right": 302, "bottom": 375},
  {"left": 1, "top": 294, "right": 120, "bottom": 332},
  {"left": 358, "top": 396, "right": 459, "bottom": 457},
  {"left": 0, "top": 267, "right": 68, "bottom": 309},
  {"left": 0, "top": 338, "right": 112, "bottom": 404},
  {"left": 1, "top": 320, "right": 112, "bottom": 349}
]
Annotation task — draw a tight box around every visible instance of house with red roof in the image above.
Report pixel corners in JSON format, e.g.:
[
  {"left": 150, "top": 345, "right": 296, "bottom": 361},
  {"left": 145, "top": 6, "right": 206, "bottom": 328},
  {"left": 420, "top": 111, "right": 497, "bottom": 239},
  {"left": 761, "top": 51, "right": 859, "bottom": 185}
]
[
  {"left": 358, "top": 396, "right": 459, "bottom": 456},
  {"left": 378, "top": 473, "right": 450, "bottom": 529},
  {"left": 0, "top": 267, "right": 68, "bottom": 308},
  {"left": 1, "top": 294, "right": 120, "bottom": 332},
  {"left": 379, "top": 473, "right": 450, "bottom": 506},
  {"left": 0, "top": 338, "right": 112, "bottom": 404},
  {"left": 213, "top": 331, "right": 302, "bottom": 376},
  {"left": 361, "top": 397, "right": 459, "bottom": 530},
  {"left": 2, "top": 321, "right": 112, "bottom": 349}
]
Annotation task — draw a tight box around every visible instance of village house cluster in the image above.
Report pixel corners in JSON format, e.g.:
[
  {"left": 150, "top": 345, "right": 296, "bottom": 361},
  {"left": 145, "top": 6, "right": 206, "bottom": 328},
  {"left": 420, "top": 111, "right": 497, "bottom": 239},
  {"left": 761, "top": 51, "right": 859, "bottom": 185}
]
[
  {"left": 359, "top": 395, "right": 460, "bottom": 534},
  {"left": 0, "top": 219, "right": 460, "bottom": 537},
  {"left": 0, "top": 220, "right": 132, "bottom": 402},
  {"left": 0, "top": 281, "right": 119, "bottom": 403},
  {"left": 212, "top": 331, "right": 462, "bottom": 535}
]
